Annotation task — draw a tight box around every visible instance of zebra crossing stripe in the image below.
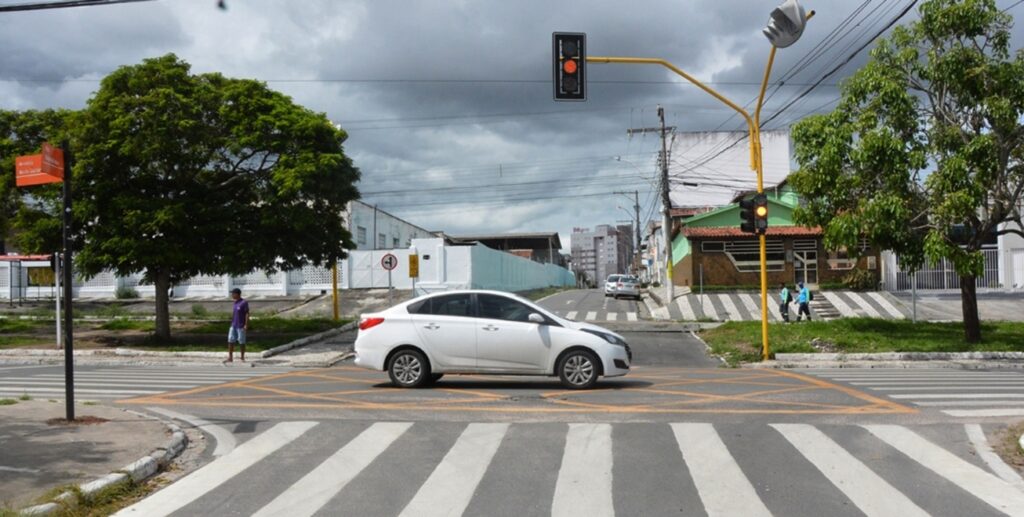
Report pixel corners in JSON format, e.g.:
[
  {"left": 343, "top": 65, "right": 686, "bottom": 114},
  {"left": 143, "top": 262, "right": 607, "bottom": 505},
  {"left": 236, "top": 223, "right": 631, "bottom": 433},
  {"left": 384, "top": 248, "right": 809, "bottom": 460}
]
[
  {"left": 671, "top": 423, "right": 771, "bottom": 517},
  {"left": 822, "top": 292, "right": 858, "bottom": 318},
  {"left": 867, "top": 292, "right": 905, "bottom": 319},
  {"left": 254, "top": 422, "right": 412, "bottom": 517},
  {"left": 718, "top": 295, "right": 743, "bottom": 321},
  {"left": 699, "top": 295, "right": 720, "bottom": 321},
  {"left": 585, "top": 311, "right": 598, "bottom": 321},
  {"left": 626, "top": 312, "right": 638, "bottom": 322},
  {"left": 863, "top": 424, "right": 1024, "bottom": 516},
  {"left": 399, "top": 423, "right": 509, "bottom": 517},
  {"left": 607, "top": 312, "right": 618, "bottom": 321},
  {"left": 772, "top": 424, "right": 929, "bottom": 517},
  {"left": 566, "top": 311, "right": 578, "bottom": 320},
  {"left": 845, "top": 292, "right": 883, "bottom": 318},
  {"left": 676, "top": 296, "right": 696, "bottom": 321},
  {"left": 552, "top": 424, "right": 614, "bottom": 517},
  {"left": 115, "top": 421, "right": 318, "bottom": 517},
  {"left": 737, "top": 293, "right": 760, "bottom": 320}
]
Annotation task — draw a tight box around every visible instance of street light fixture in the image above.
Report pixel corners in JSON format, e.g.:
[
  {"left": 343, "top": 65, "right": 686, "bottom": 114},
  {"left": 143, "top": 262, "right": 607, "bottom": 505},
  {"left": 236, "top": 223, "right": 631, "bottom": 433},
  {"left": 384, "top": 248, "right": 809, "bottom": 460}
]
[{"left": 568, "top": 0, "right": 814, "bottom": 361}]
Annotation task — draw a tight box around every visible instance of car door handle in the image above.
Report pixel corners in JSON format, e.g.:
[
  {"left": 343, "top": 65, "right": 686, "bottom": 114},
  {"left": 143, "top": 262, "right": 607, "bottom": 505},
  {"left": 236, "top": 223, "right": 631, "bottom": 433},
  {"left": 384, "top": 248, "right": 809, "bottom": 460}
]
[
  {"left": 482, "top": 325, "right": 499, "bottom": 331},
  {"left": 423, "top": 323, "right": 440, "bottom": 330}
]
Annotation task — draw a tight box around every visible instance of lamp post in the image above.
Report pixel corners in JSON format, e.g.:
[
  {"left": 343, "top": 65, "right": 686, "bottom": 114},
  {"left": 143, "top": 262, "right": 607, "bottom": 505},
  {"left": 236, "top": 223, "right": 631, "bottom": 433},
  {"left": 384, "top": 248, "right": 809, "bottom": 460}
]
[{"left": 585, "top": 0, "right": 812, "bottom": 360}]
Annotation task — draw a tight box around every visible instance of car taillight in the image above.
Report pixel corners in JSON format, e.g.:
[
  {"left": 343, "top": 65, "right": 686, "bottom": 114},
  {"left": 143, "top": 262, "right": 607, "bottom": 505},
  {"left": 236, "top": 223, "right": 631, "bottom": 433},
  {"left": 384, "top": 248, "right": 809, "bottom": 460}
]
[{"left": 359, "top": 317, "right": 385, "bottom": 331}]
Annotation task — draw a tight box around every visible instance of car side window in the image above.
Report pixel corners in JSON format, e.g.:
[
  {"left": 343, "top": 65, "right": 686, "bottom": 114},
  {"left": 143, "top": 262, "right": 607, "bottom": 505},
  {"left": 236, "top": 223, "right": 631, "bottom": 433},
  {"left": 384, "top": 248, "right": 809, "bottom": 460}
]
[
  {"left": 477, "top": 294, "right": 534, "bottom": 323},
  {"left": 429, "top": 294, "right": 472, "bottom": 317}
]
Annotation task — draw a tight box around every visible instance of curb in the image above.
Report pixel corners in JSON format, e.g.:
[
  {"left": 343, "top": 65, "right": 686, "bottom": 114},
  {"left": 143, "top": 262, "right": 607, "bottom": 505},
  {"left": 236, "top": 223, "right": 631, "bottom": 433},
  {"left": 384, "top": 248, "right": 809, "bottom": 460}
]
[
  {"left": 641, "top": 293, "right": 670, "bottom": 321},
  {"left": 20, "top": 412, "right": 188, "bottom": 516},
  {"left": 260, "top": 321, "right": 358, "bottom": 358}
]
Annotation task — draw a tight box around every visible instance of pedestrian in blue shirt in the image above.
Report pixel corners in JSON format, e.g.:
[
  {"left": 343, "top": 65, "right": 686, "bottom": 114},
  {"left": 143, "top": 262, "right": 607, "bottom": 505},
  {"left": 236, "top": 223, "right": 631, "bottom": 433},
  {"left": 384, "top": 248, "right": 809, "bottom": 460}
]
[
  {"left": 226, "top": 288, "right": 250, "bottom": 363},
  {"left": 779, "top": 283, "right": 792, "bottom": 322},
  {"left": 796, "top": 281, "right": 812, "bottom": 321}
]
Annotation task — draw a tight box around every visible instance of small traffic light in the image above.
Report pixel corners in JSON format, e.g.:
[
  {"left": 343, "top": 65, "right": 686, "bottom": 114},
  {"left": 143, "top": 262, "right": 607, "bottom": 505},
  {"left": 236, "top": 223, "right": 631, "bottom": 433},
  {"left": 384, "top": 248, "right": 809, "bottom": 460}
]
[
  {"left": 739, "top": 198, "right": 756, "bottom": 234},
  {"left": 754, "top": 194, "right": 769, "bottom": 234},
  {"left": 553, "top": 32, "right": 586, "bottom": 101}
]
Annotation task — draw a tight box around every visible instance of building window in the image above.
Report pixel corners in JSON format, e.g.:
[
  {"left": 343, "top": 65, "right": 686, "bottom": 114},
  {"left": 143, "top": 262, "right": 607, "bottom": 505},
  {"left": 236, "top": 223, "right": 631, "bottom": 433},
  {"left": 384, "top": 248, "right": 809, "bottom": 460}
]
[
  {"left": 827, "top": 248, "right": 857, "bottom": 271},
  {"left": 393, "top": 237, "right": 400, "bottom": 248},
  {"left": 701, "top": 242, "right": 725, "bottom": 252},
  {"left": 701, "top": 240, "right": 785, "bottom": 272},
  {"left": 356, "top": 226, "right": 367, "bottom": 246},
  {"left": 378, "top": 233, "right": 386, "bottom": 249}
]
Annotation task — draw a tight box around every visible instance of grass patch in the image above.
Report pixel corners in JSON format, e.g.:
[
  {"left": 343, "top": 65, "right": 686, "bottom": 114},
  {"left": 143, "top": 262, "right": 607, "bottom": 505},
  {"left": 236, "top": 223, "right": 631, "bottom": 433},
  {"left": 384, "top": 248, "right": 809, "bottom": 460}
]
[
  {"left": 0, "top": 319, "right": 48, "bottom": 333},
  {"left": 0, "top": 399, "right": 17, "bottom": 406},
  {"left": 18, "top": 393, "right": 31, "bottom": 401},
  {"left": 99, "top": 319, "right": 155, "bottom": 331},
  {"left": 701, "top": 318, "right": 1024, "bottom": 366},
  {"left": 0, "top": 336, "right": 55, "bottom": 349},
  {"left": 995, "top": 421, "right": 1024, "bottom": 472},
  {"left": 40, "top": 478, "right": 153, "bottom": 517},
  {"left": 188, "top": 317, "right": 346, "bottom": 335}
]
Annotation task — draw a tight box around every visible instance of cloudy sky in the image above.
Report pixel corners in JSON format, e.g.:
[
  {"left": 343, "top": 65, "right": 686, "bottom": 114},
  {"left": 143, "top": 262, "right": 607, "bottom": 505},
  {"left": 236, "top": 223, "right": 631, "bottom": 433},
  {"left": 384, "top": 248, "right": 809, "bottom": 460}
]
[{"left": 2, "top": 0, "right": 1022, "bottom": 251}]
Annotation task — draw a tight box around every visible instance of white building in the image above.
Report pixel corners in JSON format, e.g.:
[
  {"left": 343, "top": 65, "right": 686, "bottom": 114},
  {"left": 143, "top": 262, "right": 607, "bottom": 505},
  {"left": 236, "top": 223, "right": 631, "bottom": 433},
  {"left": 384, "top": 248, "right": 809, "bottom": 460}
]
[
  {"left": 998, "top": 218, "right": 1024, "bottom": 289},
  {"left": 345, "top": 200, "right": 435, "bottom": 250}
]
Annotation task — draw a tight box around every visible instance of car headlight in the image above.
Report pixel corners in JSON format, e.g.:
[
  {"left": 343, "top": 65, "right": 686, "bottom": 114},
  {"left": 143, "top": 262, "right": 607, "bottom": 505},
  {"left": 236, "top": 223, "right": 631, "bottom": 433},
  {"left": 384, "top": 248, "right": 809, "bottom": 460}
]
[{"left": 581, "top": 329, "right": 628, "bottom": 347}]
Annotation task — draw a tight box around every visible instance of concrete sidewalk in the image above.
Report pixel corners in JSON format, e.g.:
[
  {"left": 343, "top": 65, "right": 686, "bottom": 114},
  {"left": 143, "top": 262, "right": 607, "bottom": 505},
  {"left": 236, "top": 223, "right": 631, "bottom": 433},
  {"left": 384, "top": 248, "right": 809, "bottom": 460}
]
[{"left": 0, "top": 400, "right": 170, "bottom": 511}]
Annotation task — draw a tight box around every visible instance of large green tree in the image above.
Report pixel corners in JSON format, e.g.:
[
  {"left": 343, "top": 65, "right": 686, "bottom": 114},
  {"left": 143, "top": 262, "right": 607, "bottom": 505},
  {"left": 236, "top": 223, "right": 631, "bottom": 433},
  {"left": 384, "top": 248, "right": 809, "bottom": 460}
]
[
  {"left": 0, "top": 109, "right": 72, "bottom": 254},
  {"left": 790, "top": 0, "right": 1024, "bottom": 342},
  {"left": 64, "top": 54, "right": 359, "bottom": 339}
]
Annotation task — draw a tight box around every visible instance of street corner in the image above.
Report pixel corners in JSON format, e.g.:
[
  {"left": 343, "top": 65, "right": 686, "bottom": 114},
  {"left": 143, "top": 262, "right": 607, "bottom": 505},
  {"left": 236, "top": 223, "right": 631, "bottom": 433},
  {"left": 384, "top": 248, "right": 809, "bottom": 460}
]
[{"left": 118, "top": 365, "right": 916, "bottom": 416}]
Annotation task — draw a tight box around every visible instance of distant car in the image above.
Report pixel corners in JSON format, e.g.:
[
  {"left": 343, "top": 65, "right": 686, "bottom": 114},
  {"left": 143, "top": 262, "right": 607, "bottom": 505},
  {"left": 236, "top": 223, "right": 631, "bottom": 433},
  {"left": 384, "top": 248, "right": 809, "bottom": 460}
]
[
  {"left": 604, "top": 274, "right": 623, "bottom": 296},
  {"left": 614, "top": 276, "right": 641, "bottom": 300},
  {"left": 353, "top": 290, "right": 632, "bottom": 389}
]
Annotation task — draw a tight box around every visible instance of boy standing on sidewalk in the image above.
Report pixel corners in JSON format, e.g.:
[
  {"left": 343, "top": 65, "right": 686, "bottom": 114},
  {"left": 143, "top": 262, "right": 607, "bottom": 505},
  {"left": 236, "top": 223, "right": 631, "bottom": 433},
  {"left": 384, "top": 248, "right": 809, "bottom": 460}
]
[{"left": 226, "top": 288, "right": 250, "bottom": 363}]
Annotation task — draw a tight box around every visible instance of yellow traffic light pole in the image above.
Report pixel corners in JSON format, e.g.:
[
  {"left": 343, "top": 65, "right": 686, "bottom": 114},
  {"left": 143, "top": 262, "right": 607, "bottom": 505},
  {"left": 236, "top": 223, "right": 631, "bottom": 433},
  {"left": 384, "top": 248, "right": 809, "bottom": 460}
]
[{"left": 587, "top": 12, "right": 813, "bottom": 360}]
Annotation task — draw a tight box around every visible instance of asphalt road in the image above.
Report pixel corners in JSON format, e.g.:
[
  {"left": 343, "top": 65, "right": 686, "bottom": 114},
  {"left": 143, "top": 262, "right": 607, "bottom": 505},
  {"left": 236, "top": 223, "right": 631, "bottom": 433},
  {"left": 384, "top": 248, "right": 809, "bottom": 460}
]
[{"left": 535, "top": 288, "right": 647, "bottom": 323}]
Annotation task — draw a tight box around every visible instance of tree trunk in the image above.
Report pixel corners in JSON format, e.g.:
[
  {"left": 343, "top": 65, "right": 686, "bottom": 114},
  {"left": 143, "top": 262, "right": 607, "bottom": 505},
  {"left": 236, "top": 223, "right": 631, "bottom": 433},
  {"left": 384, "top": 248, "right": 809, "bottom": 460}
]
[
  {"left": 154, "top": 270, "right": 172, "bottom": 341},
  {"left": 959, "top": 275, "right": 981, "bottom": 343}
]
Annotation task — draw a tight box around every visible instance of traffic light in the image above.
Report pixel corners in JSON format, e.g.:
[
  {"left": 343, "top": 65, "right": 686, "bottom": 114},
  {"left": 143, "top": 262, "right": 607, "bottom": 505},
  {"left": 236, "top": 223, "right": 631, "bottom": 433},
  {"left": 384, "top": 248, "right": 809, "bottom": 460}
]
[
  {"left": 754, "top": 194, "right": 769, "bottom": 234},
  {"left": 553, "top": 32, "right": 586, "bottom": 101},
  {"left": 739, "top": 194, "right": 769, "bottom": 234}
]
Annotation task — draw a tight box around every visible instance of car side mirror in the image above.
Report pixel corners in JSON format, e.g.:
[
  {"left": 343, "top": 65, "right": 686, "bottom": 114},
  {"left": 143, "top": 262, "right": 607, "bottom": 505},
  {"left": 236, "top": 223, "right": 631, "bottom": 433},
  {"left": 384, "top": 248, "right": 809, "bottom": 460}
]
[{"left": 528, "top": 313, "right": 545, "bottom": 324}]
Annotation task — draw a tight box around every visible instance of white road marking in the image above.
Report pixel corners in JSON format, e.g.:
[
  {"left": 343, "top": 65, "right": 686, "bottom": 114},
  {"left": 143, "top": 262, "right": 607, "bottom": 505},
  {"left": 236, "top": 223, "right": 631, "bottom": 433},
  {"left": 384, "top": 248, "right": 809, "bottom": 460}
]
[
  {"left": 850, "top": 381, "right": 1024, "bottom": 386},
  {"left": 0, "top": 381, "right": 211, "bottom": 388},
  {"left": 772, "top": 424, "right": 929, "bottom": 517},
  {"left": 114, "top": 421, "right": 318, "bottom": 517},
  {"left": 255, "top": 422, "right": 413, "bottom": 517},
  {"left": 890, "top": 394, "right": 1024, "bottom": 399},
  {"left": 718, "top": 295, "right": 743, "bottom": 321},
  {"left": 844, "top": 292, "right": 883, "bottom": 318},
  {"left": 870, "top": 386, "right": 1024, "bottom": 391},
  {"left": 864, "top": 424, "right": 1024, "bottom": 516},
  {"left": 676, "top": 296, "right": 696, "bottom": 321},
  {"left": 606, "top": 312, "right": 618, "bottom": 321},
  {"left": 566, "top": 300, "right": 573, "bottom": 305},
  {"left": 822, "top": 291, "right": 858, "bottom": 318},
  {"left": 566, "top": 311, "right": 578, "bottom": 320},
  {"left": 552, "top": 423, "right": 614, "bottom": 517},
  {"left": 0, "top": 465, "right": 39, "bottom": 474},
  {"left": 0, "top": 387, "right": 158, "bottom": 395},
  {"left": 148, "top": 407, "right": 237, "bottom": 457},
  {"left": 626, "top": 312, "right": 638, "bottom": 322},
  {"left": 737, "top": 293, "right": 760, "bottom": 320},
  {"left": 867, "top": 292, "right": 905, "bottom": 319},
  {"left": 399, "top": 423, "right": 508, "bottom": 517},
  {"left": 965, "top": 423, "right": 1024, "bottom": 491},
  {"left": 699, "top": 295, "right": 720, "bottom": 321},
  {"left": 914, "top": 401, "right": 1024, "bottom": 407},
  {"left": 671, "top": 423, "right": 770, "bottom": 517},
  {"left": 585, "top": 311, "right": 598, "bottom": 321},
  {"left": 944, "top": 409, "right": 1024, "bottom": 417}
]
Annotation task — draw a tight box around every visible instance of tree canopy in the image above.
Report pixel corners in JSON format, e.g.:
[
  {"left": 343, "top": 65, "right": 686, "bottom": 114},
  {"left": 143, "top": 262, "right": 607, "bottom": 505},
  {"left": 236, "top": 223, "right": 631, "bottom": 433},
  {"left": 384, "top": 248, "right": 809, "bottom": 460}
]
[{"left": 790, "top": 0, "right": 1024, "bottom": 342}]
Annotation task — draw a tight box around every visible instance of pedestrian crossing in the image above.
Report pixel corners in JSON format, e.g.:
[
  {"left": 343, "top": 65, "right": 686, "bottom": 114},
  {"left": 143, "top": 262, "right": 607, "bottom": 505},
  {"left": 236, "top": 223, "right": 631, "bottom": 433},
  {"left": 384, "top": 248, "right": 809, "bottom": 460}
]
[
  {"left": 116, "top": 420, "right": 1024, "bottom": 517},
  {"left": 0, "top": 365, "right": 294, "bottom": 400},
  {"left": 805, "top": 369, "right": 1024, "bottom": 418},
  {"left": 553, "top": 310, "right": 641, "bottom": 322},
  {"left": 663, "top": 290, "right": 907, "bottom": 322}
]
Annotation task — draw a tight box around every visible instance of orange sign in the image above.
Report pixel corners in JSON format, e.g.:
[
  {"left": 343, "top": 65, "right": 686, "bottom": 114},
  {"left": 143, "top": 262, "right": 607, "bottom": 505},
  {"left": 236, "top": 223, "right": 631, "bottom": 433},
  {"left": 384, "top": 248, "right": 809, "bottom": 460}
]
[{"left": 15, "top": 142, "right": 64, "bottom": 187}]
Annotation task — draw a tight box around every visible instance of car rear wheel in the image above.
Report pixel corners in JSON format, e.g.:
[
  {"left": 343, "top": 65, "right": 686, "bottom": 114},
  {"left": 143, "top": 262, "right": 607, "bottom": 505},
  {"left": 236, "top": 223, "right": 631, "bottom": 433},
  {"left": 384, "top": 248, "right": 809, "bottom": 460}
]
[
  {"left": 388, "top": 349, "right": 430, "bottom": 388},
  {"left": 558, "top": 350, "right": 599, "bottom": 389}
]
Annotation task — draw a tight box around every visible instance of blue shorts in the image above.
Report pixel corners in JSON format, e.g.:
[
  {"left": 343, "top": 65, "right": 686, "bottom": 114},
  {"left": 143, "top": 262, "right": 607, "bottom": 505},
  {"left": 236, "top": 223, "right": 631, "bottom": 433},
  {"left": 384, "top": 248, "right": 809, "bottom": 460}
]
[{"left": 228, "top": 326, "right": 247, "bottom": 345}]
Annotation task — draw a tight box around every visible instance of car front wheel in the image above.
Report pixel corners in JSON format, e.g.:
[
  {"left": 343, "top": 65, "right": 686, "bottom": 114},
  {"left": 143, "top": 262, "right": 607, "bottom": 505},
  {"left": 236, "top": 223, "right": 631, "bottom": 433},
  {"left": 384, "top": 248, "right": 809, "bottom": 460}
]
[
  {"left": 388, "top": 349, "right": 430, "bottom": 388},
  {"left": 558, "top": 350, "right": 600, "bottom": 389}
]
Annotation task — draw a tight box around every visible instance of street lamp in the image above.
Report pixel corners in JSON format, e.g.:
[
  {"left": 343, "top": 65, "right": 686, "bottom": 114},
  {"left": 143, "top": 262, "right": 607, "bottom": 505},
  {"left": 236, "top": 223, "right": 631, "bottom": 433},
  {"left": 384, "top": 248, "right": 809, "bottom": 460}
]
[{"left": 579, "top": 0, "right": 813, "bottom": 361}]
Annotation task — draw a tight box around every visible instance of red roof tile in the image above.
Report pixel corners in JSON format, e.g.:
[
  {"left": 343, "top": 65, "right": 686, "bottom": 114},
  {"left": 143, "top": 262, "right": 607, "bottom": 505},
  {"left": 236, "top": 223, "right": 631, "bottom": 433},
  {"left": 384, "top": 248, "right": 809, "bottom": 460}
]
[{"left": 682, "top": 226, "right": 822, "bottom": 238}]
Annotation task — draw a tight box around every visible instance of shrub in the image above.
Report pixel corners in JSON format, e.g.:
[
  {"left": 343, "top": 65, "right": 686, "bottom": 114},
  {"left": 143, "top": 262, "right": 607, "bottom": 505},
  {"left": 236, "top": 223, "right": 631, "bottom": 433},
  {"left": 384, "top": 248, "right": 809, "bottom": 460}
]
[
  {"left": 114, "top": 286, "right": 139, "bottom": 299},
  {"left": 841, "top": 269, "right": 877, "bottom": 291},
  {"left": 191, "top": 304, "right": 209, "bottom": 317}
]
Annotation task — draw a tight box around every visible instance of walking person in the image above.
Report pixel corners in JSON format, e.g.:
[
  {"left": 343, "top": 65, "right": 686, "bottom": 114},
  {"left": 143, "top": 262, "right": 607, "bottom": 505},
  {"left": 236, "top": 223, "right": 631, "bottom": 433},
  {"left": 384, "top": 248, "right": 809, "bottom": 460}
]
[
  {"left": 226, "top": 288, "right": 250, "bottom": 363},
  {"left": 779, "top": 282, "right": 792, "bottom": 323},
  {"left": 796, "top": 281, "right": 812, "bottom": 322}
]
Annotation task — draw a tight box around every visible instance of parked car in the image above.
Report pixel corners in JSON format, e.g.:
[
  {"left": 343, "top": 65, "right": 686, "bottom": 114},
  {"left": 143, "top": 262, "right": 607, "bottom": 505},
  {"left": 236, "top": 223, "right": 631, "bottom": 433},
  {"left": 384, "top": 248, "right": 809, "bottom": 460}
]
[
  {"left": 354, "top": 290, "right": 632, "bottom": 389},
  {"left": 614, "top": 276, "right": 641, "bottom": 300},
  {"left": 604, "top": 274, "right": 623, "bottom": 296}
]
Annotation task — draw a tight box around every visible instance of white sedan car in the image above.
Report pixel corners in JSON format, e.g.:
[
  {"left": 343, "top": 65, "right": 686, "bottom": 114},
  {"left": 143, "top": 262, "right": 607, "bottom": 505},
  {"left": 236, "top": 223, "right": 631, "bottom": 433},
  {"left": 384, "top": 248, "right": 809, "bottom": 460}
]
[{"left": 354, "top": 290, "right": 632, "bottom": 389}]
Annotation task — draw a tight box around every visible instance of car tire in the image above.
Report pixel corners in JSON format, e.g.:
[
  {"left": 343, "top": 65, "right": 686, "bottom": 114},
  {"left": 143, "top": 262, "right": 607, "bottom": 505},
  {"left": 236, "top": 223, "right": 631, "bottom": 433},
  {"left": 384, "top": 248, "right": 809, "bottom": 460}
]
[
  {"left": 388, "top": 349, "right": 431, "bottom": 388},
  {"left": 557, "top": 349, "right": 600, "bottom": 390}
]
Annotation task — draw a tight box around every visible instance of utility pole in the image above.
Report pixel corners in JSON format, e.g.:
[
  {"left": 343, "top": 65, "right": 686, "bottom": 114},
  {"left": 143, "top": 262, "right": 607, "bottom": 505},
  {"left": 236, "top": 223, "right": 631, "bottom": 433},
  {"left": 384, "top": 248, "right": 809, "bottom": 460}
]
[{"left": 627, "top": 105, "right": 675, "bottom": 301}]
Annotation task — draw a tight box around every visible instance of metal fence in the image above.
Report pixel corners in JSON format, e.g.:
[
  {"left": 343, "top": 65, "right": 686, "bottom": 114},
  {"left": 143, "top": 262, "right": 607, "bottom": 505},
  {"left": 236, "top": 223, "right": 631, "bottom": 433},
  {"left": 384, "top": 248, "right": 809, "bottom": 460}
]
[{"left": 881, "top": 248, "right": 1001, "bottom": 291}]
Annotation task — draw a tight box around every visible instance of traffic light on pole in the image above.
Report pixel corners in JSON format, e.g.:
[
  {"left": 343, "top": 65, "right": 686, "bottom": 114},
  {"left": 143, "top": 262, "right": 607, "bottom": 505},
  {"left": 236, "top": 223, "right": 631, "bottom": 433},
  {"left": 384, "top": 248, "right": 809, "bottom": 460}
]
[
  {"left": 739, "top": 197, "right": 756, "bottom": 233},
  {"left": 754, "top": 194, "right": 769, "bottom": 234},
  {"left": 553, "top": 32, "right": 586, "bottom": 101}
]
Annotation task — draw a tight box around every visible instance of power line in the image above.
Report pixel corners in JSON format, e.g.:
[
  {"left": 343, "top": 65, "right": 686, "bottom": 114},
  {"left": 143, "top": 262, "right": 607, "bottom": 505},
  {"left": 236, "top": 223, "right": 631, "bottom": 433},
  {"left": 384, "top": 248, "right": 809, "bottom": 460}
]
[{"left": 0, "top": 0, "right": 151, "bottom": 11}]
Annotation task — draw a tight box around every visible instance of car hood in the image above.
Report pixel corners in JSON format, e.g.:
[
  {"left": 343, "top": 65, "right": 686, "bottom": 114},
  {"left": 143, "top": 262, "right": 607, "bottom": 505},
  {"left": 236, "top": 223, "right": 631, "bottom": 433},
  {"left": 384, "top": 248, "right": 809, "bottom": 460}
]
[{"left": 561, "top": 319, "right": 627, "bottom": 341}]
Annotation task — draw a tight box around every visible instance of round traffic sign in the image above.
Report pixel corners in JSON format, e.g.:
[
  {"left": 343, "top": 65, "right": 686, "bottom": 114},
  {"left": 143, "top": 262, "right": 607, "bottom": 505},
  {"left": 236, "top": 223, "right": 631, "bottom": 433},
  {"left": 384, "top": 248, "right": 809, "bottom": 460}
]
[{"left": 381, "top": 253, "right": 398, "bottom": 271}]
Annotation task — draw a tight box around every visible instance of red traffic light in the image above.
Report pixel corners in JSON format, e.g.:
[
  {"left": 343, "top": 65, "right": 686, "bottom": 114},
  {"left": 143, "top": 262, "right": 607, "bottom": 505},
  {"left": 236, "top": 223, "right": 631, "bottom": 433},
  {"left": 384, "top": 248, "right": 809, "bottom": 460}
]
[
  {"left": 563, "top": 59, "right": 578, "bottom": 74},
  {"left": 553, "top": 32, "right": 586, "bottom": 101}
]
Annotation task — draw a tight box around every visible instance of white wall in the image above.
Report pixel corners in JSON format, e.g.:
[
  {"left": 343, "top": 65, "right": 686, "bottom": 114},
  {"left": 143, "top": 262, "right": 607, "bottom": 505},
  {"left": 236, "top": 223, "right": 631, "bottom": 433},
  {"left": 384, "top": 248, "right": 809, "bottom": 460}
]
[{"left": 347, "top": 200, "right": 434, "bottom": 250}]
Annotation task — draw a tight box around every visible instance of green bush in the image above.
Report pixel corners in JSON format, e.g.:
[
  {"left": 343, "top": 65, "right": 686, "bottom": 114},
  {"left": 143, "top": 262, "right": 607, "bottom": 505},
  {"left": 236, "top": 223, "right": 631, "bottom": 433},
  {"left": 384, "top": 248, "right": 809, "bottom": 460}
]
[
  {"left": 114, "top": 286, "right": 139, "bottom": 299},
  {"left": 841, "top": 269, "right": 877, "bottom": 291},
  {"left": 191, "top": 304, "right": 209, "bottom": 317}
]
